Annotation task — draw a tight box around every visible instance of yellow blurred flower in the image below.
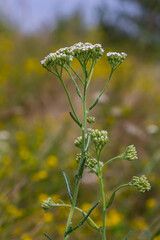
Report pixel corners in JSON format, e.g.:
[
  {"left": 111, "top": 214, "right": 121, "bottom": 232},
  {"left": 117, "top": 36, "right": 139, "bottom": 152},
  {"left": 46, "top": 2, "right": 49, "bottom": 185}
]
[
  {"left": 19, "top": 147, "right": 30, "bottom": 160},
  {"left": 13, "top": 227, "right": 22, "bottom": 235},
  {"left": 38, "top": 193, "right": 49, "bottom": 203},
  {"left": 21, "top": 233, "right": 33, "bottom": 240},
  {"left": 81, "top": 202, "right": 92, "bottom": 212},
  {"left": 51, "top": 194, "right": 60, "bottom": 202},
  {"left": 24, "top": 58, "right": 44, "bottom": 75},
  {"left": 31, "top": 170, "right": 48, "bottom": 181},
  {"left": 46, "top": 155, "right": 58, "bottom": 168},
  {"left": 132, "top": 217, "right": 148, "bottom": 230},
  {"left": 43, "top": 212, "right": 54, "bottom": 222},
  {"left": 106, "top": 209, "right": 123, "bottom": 227},
  {"left": 57, "top": 224, "right": 65, "bottom": 235},
  {"left": 2, "top": 155, "right": 11, "bottom": 165},
  {"left": 146, "top": 198, "right": 156, "bottom": 208},
  {"left": 153, "top": 236, "right": 160, "bottom": 240},
  {"left": 6, "top": 205, "right": 23, "bottom": 218}
]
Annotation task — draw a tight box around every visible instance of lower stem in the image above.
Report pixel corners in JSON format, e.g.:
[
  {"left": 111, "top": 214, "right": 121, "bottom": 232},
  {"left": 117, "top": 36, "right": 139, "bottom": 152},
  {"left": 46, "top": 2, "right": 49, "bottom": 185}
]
[
  {"left": 99, "top": 170, "right": 106, "bottom": 240},
  {"left": 64, "top": 179, "right": 80, "bottom": 240}
]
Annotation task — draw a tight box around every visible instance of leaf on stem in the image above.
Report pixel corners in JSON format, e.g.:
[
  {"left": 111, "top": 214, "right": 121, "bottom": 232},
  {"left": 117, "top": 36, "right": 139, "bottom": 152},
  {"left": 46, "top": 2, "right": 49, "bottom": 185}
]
[
  {"left": 69, "top": 112, "right": 82, "bottom": 127},
  {"left": 65, "top": 201, "right": 100, "bottom": 236},
  {"left": 84, "top": 134, "right": 91, "bottom": 152},
  {"left": 44, "top": 233, "right": 54, "bottom": 240},
  {"left": 62, "top": 170, "right": 73, "bottom": 204},
  {"left": 77, "top": 156, "right": 86, "bottom": 179},
  {"left": 106, "top": 192, "right": 116, "bottom": 209},
  {"left": 89, "top": 98, "right": 99, "bottom": 111},
  {"left": 123, "top": 231, "right": 132, "bottom": 240},
  {"left": 82, "top": 211, "right": 101, "bottom": 232}
]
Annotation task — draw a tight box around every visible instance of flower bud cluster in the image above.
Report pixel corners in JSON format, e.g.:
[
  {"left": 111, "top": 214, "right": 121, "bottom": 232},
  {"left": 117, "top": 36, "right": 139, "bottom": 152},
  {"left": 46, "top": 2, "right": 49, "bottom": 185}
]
[
  {"left": 41, "top": 197, "right": 55, "bottom": 212},
  {"left": 130, "top": 175, "right": 151, "bottom": 193},
  {"left": 41, "top": 42, "right": 104, "bottom": 69},
  {"left": 41, "top": 52, "right": 73, "bottom": 69},
  {"left": 87, "top": 117, "right": 95, "bottom": 124},
  {"left": 88, "top": 128, "right": 109, "bottom": 150},
  {"left": 70, "top": 42, "right": 104, "bottom": 64},
  {"left": 76, "top": 152, "right": 97, "bottom": 169},
  {"left": 106, "top": 52, "right": 127, "bottom": 69},
  {"left": 74, "top": 134, "right": 88, "bottom": 148},
  {"left": 122, "top": 145, "right": 138, "bottom": 161}
]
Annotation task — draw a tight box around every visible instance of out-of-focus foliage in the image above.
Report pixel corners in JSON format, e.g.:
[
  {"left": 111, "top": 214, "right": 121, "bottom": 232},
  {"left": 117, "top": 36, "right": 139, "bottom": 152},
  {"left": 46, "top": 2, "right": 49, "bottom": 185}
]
[{"left": 0, "top": 14, "right": 160, "bottom": 240}]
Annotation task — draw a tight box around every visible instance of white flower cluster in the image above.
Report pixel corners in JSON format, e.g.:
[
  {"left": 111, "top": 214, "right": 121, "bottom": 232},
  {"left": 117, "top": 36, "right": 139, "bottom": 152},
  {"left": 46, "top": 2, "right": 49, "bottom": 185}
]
[
  {"left": 41, "top": 52, "right": 73, "bottom": 68},
  {"left": 88, "top": 128, "right": 109, "bottom": 150},
  {"left": 41, "top": 42, "right": 104, "bottom": 69},
  {"left": 76, "top": 152, "right": 97, "bottom": 169},
  {"left": 106, "top": 52, "right": 127, "bottom": 69},
  {"left": 130, "top": 175, "right": 151, "bottom": 193},
  {"left": 122, "top": 145, "right": 138, "bottom": 161}
]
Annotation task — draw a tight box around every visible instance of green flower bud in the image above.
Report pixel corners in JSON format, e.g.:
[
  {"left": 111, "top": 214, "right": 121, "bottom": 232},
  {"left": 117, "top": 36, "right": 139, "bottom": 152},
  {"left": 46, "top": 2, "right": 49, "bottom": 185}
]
[
  {"left": 122, "top": 145, "right": 138, "bottom": 161},
  {"left": 76, "top": 153, "right": 97, "bottom": 169},
  {"left": 130, "top": 175, "right": 151, "bottom": 193},
  {"left": 87, "top": 117, "right": 95, "bottom": 124},
  {"left": 41, "top": 197, "right": 55, "bottom": 212},
  {"left": 88, "top": 128, "right": 109, "bottom": 150},
  {"left": 106, "top": 52, "right": 127, "bottom": 69},
  {"left": 74, "top": 134, "right": 87, "bottom": 148}
]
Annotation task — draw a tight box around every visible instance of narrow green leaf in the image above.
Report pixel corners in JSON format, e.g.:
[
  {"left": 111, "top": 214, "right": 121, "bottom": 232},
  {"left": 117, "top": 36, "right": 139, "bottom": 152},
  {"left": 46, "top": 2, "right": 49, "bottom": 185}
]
[
  {"left": 82, "top": 211, "right": 101, "bottom": 232},
  {"left": 89, "top": 98, "right": 99, "bottom": 111},
  {"left": 76, "top": 86, "right": 83, "bottom": 100},
  {"left": 69, "top": 112, "right": 82, "bottom": 127},
  {"left": 106, "top": 192, "right": 116, "bottom": 209},
  {"left": 62, "top": 170, "right": 73, "bottom": 204},
  {"left": 84, "top": 134, "right": 91, "bottom": 152},
  {"left": 65, "top": 201, "right": 99, "bottom": 236},
  {"left": 44, "top": 233, "right": 53, "bottom": 240},
  {"left": 77, "top": 156, "right": 86, "bottom": 179},
  {"left": 123, "top": 231, "right": 132, "bottom": 240}
]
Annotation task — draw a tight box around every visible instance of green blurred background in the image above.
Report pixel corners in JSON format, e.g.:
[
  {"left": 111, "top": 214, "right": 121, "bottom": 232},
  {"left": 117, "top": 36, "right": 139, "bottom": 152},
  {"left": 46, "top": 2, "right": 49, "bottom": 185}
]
[{"left": 0, "top": 1, "right": 160, "bottom": 239}]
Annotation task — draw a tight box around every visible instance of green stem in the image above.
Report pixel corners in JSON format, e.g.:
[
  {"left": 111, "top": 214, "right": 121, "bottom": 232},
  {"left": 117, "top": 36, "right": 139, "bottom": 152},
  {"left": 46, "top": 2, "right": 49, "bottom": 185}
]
[
  {"left": 102, "top": 155, "right": 122, "bottom": 169},
  {"left": 88, "top": 68, "right": 114, "bottom": 111},
  {"left": 86, "top": 62, "right": 95, "bottom": 88},
  {"left": 69, "top": 64, "right": 84, "bottom": 85},
  {"left": 97, "top": 152, "right": 106, "bottom": 240},
  {"left": 57, "top": 73, "right": 80, "bottom": 123},
  {"left": 64, "top": 67, "right": 83, "bottom": 101},
  {"left": 64, "top": 67, "right": 88, "bottom": 240},
  {"left": 54, "top": 203, "right": 99, "bottom": 230},
  {"left": 106, "top": 183, "right": 130, "bottom": 210}
]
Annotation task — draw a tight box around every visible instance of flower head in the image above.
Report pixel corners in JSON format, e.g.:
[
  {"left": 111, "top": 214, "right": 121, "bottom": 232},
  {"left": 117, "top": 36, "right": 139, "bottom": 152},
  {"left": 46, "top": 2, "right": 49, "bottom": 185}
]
[
  {"left": 87, "top": 117, "right": 95, "bottom": 124},
  {"left": 122, "top": 145, "right": 138, "bottom": 161},
  {"left": 41, "top": 52, "right": 73, "bottom": 69},
  {"left": 76, "top": 152, "right": 97, "bottom": 169},
  {"left": 106, "top": 52, "right": 127, "bottom": 69},
  {"left": 41, "top": 197, "right": 55, "bottom": 212},
  {"left": 74, "top": 134, "right": 88, "bottom": 148},
  {"left": 88, "top": 128, "right": 109, "bottom": 151},
  {"left": 130, "top": 175, "right": 151, "bottom": 193}
]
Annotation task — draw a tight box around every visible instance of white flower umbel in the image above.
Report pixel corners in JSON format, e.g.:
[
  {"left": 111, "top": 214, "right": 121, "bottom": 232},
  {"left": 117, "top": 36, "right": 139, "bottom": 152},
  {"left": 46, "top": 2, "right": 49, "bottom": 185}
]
[
  {"left": 130, "top": 175, "right": 151, "bottom": 193},
  {"left": 41, "top": 52, "right": 73, "bottom": 69},
  {"left": 106, "top": 52, "right": 127, "bottom": 69}
]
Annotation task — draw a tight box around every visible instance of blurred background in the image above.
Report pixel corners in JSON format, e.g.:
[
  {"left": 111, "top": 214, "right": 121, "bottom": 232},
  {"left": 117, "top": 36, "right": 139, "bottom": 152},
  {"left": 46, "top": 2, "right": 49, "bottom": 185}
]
[{"left": 0, "top": 0, "right": 160, "bottom": 240}]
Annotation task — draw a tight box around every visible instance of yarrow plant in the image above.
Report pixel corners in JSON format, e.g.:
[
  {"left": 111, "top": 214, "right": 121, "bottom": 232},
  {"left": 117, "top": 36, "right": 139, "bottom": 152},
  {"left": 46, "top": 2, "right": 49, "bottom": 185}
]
[{"left": 41, "top": 42, "right": 151, "bottom": 240}]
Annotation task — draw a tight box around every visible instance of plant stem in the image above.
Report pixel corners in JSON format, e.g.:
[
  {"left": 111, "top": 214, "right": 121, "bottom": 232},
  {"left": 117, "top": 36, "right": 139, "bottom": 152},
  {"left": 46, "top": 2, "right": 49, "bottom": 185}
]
[
  {"left": 102, "top": 155, "right": 122, "bottom": 169},
  {"left": 97, "top": 152, "right": 106, "bottom": 240},
  {"left": 55, "top": 203, "right": 99, "bottom": 230},
  {"left": 64, "top": 67, "right": 88, "bottom": 240},
  {"left": 58, "top": 73, "right": 80, "bottom": 123}
]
